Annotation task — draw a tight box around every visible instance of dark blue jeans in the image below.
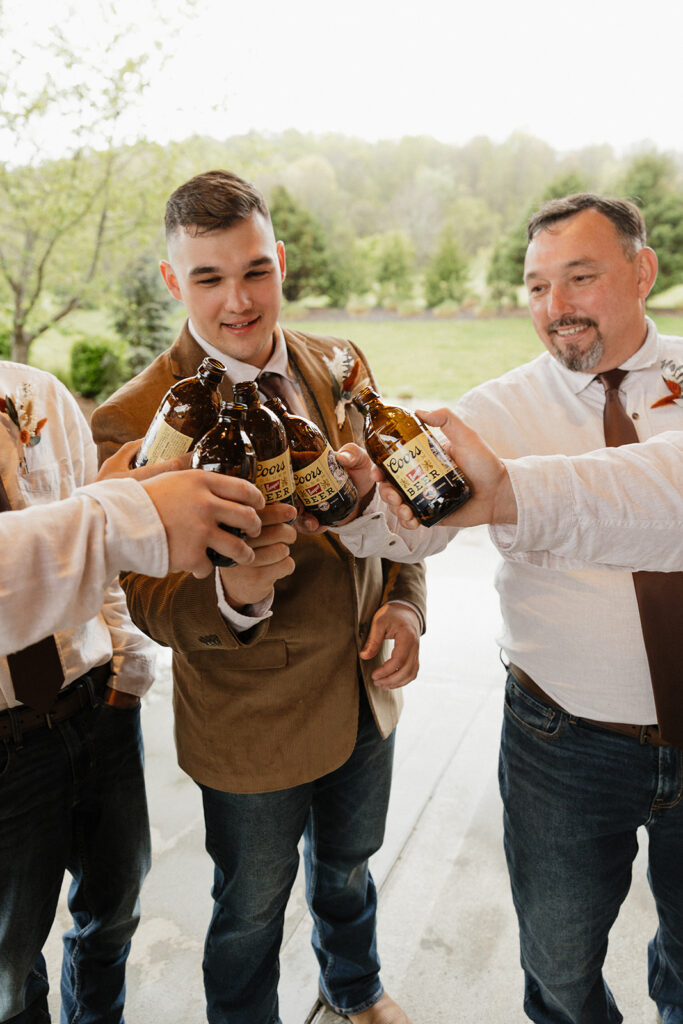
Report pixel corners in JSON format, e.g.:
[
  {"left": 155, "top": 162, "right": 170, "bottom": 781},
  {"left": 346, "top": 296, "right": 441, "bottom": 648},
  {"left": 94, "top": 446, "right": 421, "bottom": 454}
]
[
  {"left": 198, "top": 686, "right": 394, "bottom": 1024},
  {"left": 500, "top": 669, "right": 683, "bottom": 1024},
  {"left": 0, "top": 696, "right": 151, "bottom": 1023}
]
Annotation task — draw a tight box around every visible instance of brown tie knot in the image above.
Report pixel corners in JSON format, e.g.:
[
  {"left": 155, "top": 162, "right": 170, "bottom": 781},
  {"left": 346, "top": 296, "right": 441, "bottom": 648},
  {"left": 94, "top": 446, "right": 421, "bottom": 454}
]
[{"left": 597, "top": 368, "right": 628, "bottom": 393}]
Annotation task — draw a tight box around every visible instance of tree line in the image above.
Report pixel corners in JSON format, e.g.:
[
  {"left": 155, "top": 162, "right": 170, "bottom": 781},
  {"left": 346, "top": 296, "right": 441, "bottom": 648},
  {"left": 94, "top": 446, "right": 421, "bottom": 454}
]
[{"left": 2, "top": 123, "right": 683, "bottom": 369}]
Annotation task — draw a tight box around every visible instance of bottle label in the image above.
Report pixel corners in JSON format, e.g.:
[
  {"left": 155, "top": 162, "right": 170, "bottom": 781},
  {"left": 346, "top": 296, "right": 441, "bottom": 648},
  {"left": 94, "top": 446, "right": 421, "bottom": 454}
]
[
  {"left": 381, "top": 430, "right": 457, "bottom": 504},
  {"left": 143, "top": 417, "right": 194, "bottom": 465},
  {"left": 256, "top": 451, "right": 296, "bottom": 503},
  {"left": 293, "top": 445, "right": 350, "bottom": 509}
]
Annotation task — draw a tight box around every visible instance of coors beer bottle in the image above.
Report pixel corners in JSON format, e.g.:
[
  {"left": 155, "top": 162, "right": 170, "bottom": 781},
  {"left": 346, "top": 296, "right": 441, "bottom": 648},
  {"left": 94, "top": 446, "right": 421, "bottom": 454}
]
[
  {"left": 135, "top": 357, "right": 225, "bottom": 467},
  {"left": 232, "top": 381, "right": 296, "bottom": 508},
  {"left": 353, "top": 385, "right": 471, "bottom": 527},
  {"left": 265, "top": 396, "right": 358, "bottom": 526},
  {"left": 191, "top": 402, "right": 257, "bottom": 567}
]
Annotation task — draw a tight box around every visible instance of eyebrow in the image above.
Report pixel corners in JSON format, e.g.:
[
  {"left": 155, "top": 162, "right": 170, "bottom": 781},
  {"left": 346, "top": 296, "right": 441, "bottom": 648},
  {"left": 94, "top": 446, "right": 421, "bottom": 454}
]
[
  {"left": 524, "top": 257, "right": 601, "bottom": 283},
  {"left": 188, "top": 256, "right": 275, "bottom": 278}
]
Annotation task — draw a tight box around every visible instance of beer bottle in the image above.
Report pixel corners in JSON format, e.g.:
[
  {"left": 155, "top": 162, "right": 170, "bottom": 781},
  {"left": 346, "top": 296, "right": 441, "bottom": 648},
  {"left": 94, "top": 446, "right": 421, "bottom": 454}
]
[
  {"left": 353, "top": 385, "right": 471, "bottom": 527},
  {"left": 135, "top": 357, "right": 225, "bottom": 467},
  {"left": 191, "top": 402, "right": 257, "bottom": 567},
  {"left": 232, "top": 381, "right": 296, "bottom": 508},
  {"left": 265, "top": 396, "right": 359, "bottom": 526}
]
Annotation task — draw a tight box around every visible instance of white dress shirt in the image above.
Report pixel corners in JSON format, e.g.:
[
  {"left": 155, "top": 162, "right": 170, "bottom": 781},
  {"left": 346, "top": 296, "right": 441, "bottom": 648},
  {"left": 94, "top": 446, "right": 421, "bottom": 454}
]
[
  {"left": 337, "top": 319, "right": 683, "bottom": 724},
  {"left": 0, "top": 362, "right": 157, "bottom": 708},
  {"left": 492, "top": 431, "right": 683, "bottom": 569},
  {"left": 0, "top": 478, "right": 168, "bottom": 655}
]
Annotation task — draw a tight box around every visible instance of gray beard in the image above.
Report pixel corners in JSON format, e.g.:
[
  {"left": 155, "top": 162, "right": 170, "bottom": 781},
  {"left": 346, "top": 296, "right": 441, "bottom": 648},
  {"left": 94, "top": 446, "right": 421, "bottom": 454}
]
[{"left": 549, "top": 332, "right": 604, "bottom": 372}]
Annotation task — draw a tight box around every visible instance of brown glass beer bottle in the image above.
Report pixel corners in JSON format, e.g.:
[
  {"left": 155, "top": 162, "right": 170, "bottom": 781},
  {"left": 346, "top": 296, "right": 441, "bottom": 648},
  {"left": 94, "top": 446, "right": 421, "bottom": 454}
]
[
  {"left": 232, "top": 381, "right": 296, "bottom": 508},
  {"left": 265, "top": 396, "right": 359, "bottom": 526},
  {"left": 353, "top": 385, "right": 471, "bottom": 527},
  {"left": 135, "top": 357, "right": 225, "bottom": 467},
  {"left": 191, "top": 402, "right": 257, "bottom": 567}
]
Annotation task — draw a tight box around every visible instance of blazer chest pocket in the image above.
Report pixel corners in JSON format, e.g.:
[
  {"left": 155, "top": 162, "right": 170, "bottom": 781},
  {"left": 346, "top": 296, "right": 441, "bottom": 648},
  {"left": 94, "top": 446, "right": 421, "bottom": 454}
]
[{"left": 195, "top": 639, "right": 289, "bottom": 672}]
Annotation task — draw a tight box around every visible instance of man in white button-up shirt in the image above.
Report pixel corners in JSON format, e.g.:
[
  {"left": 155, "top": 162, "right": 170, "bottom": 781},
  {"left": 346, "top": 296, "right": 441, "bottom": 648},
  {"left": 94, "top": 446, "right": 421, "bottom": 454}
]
[
  {"left": 0, "top": 362, "right": 260, "bottom": 1023},
  {"left": 333, "top": 194, "right": 683, "bottom": 1024}
]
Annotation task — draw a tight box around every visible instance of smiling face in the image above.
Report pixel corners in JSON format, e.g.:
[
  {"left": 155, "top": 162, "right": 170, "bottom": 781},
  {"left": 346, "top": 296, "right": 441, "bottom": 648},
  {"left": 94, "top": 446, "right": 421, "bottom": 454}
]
[
  {"left": 160, "top": 211, "right": 286, "bottom": 369},
  {"left": 524, "top": 208, "right": 658, "bottom": 373}
]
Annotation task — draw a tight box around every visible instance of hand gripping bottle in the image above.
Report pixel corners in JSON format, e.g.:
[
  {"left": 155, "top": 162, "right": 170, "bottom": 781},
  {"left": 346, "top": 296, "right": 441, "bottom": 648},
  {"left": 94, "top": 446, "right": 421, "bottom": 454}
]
[{"left": 353, "top": 385, "right": 471, "bottom": 527}]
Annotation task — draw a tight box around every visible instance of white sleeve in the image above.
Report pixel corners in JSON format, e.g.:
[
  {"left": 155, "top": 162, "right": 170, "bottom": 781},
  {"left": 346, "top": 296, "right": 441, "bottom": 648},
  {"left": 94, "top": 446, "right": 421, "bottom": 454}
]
[
  {"left": 0, "top": 479, "right": 168, "bottom": 656},
  {"left": 491, "top": 432, "right": 683, "bottom": 571},
  {"left": 331, "top": 489, "right": 457, "bottom": 563}
]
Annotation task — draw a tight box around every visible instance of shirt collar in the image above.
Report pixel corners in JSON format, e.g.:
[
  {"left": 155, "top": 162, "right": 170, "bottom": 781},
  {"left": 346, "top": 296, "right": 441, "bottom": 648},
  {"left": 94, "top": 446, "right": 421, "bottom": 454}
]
[
  {"left": 187, "top": 321, "right": 290, "bottom": 382},
  {"left": 548, "top": 316, "right": 659, "bottom": 395}
]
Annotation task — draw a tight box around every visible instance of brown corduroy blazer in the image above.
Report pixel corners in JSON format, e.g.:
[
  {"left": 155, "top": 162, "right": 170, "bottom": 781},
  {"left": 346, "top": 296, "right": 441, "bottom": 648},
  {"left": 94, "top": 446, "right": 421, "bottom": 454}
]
[{"left": 91, "top": 323, "right": 427, "bottom": 793}]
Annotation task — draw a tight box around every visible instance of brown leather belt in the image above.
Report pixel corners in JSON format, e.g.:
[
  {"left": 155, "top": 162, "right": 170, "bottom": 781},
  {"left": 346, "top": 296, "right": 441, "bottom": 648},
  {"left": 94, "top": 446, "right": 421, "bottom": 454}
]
[
  {"left": 508, "top": 663, "right": 669, "bottom": 748},
  {"left": 0, "top": 661, "right": 112, "bottom": 742}
]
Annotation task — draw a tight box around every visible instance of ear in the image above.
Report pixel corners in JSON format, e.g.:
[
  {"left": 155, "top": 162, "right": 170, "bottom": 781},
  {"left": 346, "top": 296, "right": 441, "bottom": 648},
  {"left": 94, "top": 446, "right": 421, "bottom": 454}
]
[
  {"left": 636, "top": 246, "right": 658, "bottom": 300},
  {"left": 276, "top": 241, "right": 286, "bottom": 282},
  {"left": 160, "top": 260, "right": 182, "bottom": 301}
]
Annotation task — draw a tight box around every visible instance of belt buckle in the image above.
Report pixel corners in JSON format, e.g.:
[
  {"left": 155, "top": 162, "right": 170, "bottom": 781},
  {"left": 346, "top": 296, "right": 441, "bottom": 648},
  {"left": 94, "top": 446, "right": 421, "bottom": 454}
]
[
  {"left": 639, "top": 724, "right": 657, "bottom": 746},
  {"left": 45, "top": 711, "right": 54, "bottom": 730}
]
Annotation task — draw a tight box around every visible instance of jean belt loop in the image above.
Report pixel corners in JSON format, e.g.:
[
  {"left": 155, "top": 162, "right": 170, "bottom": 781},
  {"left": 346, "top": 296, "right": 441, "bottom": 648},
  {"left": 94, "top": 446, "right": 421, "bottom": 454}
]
[
  {"left": 7, "top": 707, "right": 23, "bottom": 749},
  {"left": 83, "top": 673, "right": 97, "bottom": 708}
]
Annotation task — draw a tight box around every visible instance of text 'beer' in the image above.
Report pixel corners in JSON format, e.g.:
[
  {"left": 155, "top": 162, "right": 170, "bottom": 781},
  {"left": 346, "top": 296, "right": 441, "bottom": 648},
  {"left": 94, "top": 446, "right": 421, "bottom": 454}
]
[
  {"left": 266, "top": 396, "right": 358, "bottom": 526},
  {"left": 135, "top": 357, "right": 225, "bottom": 467},
  {"left": 233, "top": 381, "right": 296, "bottom": 508},
  {"left": 191, "top": 402, "right": 257, "bottom": 567},
  {"left": 353, "top": 385, "right": 471, "bottom": 527}
]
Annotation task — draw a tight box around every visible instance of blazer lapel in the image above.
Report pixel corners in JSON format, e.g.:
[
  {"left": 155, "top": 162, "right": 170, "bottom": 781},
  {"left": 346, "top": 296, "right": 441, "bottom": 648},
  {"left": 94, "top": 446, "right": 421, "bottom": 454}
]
[{"left": 283, "top": 328, "right": 356, "bottom": 448}]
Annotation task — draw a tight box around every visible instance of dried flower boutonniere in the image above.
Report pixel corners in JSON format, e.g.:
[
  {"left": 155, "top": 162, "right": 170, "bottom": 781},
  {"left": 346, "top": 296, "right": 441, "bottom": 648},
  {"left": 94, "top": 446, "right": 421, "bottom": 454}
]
[
  {"left": 0, "top": 385, "right": 47, "bottom": 471},
  {"left": 322, "top": 347, "right": 366, "bottom": 429},
  {"left": 651, "top": 359, "right": 683, "bottom": 409}
]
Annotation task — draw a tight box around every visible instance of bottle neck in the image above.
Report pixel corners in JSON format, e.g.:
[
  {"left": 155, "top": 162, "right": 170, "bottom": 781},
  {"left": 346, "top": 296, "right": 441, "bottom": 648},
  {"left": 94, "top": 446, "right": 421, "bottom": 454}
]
[{"left": 233, "top": 382, "right": 259, "bottom": 407}]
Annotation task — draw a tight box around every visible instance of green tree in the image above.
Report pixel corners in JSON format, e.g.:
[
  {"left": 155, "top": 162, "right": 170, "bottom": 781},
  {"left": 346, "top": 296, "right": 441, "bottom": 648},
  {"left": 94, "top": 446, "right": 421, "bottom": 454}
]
[
  {"left": 619, "top": 153, "right": 683, "bottom": 294},
  {"left": 113, "top": 255, "right": 173, "bottom": 376},
  {"left": 371, "top": 231, "right": 415, "bottom": 304},
  {"left": 424, "top": 225, "right": 468, "bottom": 307},
  {"left": 0, "top": 15, "right": 163, "bottom": 363},
  {"left": 486, "top": 172, "right": 588, "bottom": 305},
  {"left": 269, "top": 185, "right": 331, "bottom": 302}
]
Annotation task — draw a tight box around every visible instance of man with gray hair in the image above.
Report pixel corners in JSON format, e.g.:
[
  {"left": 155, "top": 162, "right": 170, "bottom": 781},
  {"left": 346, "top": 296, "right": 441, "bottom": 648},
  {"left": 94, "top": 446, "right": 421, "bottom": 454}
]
[{"left": 333, "top": 194, "right": 683, "bottom": 1024}]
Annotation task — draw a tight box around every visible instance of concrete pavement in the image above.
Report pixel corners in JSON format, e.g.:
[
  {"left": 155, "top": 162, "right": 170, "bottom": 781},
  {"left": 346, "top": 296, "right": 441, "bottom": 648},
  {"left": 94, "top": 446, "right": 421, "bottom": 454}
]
[{"left": 45, "top": 526, "right": 659, "bottom": 1023}]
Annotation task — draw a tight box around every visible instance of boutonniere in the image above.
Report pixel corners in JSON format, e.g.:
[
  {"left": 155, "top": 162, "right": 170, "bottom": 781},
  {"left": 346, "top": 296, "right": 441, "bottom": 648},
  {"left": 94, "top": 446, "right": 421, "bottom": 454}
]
[
  {"left": 651, "top": 359, "right": 683, "bottom": 409},
  {"left": 0, "top": 385, "right": 47, "bottom": 470},
  {"left": 321, "top": 347, "right": 365, "bottom": 428}
]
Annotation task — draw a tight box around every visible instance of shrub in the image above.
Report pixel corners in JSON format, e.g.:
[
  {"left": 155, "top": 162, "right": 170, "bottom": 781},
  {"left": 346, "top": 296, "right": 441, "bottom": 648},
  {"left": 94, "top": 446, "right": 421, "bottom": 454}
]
[{"left": 70, "top": 339, "right": 124, "bottom": 400}]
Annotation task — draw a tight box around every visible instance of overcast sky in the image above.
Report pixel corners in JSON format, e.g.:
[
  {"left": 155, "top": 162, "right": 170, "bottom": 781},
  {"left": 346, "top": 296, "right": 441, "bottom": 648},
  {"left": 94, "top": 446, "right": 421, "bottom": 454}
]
[{"left": 3, "top": 0, "right": 683, "bottom": 159}]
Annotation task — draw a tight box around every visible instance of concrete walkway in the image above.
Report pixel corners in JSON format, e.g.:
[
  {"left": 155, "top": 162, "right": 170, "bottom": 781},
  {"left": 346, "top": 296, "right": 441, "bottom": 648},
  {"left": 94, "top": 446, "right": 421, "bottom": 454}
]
[{"left": 45, "top": 527, "right": 658, "bottom": 1023}]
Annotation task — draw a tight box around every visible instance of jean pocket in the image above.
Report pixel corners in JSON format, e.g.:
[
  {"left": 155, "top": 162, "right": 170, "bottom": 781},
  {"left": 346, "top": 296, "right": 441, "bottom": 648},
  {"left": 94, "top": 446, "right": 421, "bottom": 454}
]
[{"left": 504, "top": 673, "right": 564, "bottom": 739}]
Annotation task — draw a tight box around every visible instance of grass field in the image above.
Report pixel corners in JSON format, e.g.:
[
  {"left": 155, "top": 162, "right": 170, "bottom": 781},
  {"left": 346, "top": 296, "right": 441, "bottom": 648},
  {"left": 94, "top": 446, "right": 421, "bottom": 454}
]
[
  {"left": 290, "top": 312, "right": 683, "bottom": 402},
  {"left": 27, "top": 309, "right": 683, "bottom": 403}
]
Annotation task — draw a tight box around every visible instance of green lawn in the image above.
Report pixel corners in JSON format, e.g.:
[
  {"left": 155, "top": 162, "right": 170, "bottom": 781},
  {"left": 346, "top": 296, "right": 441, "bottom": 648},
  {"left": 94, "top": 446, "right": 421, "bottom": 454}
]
[
  {"left": 287, "top": 312, "right": 683, "bottom": 402},
  {"left": 26, "top": 309, "right": 683, "bottom": 404}
]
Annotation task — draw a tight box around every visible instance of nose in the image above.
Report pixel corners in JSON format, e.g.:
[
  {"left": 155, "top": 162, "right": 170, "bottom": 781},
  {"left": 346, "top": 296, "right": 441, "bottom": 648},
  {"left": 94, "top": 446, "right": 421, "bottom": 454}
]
[
  {"left": 222, "top": 281, "right": 251, "bottom": 314},
  {"left": 546, "top": 283, "right": 575, "bottom": 321}
]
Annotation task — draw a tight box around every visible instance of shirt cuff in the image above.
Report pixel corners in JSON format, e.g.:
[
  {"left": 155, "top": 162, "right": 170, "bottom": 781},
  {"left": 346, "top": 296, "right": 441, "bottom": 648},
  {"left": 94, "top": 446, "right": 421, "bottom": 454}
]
[{"left": 214, "top": 571, "right": 274, "bottom": 632}]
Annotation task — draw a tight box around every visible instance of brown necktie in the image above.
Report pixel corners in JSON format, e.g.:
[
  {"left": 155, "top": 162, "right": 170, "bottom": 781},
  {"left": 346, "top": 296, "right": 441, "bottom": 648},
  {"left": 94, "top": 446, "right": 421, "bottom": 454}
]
[
  {"left": 0, "top": 473, "right": 65, "bottom": 712},
  {"left": 256, "top": 372, "right": 304, "bottom": 416},
  {"left": 597, "top": 369, "right": 683, "bottom": 747}
]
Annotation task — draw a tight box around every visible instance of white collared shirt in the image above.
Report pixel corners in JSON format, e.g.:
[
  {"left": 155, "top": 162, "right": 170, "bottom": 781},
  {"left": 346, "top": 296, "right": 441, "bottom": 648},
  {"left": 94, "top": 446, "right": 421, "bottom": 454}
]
[
  {"left": 336, "top": 319, "right": 683, "bottom": 723},
  {"left": 0, "top": 363, "right": 157, "bottom": 708}
]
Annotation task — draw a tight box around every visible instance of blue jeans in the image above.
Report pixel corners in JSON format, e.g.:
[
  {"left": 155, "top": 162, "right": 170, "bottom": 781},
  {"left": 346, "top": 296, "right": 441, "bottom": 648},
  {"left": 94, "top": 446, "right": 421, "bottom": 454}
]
[
  {"left": 500, "top": 669, "right": 683, "bottom": 1024},
  {"left": 0, "top": 693, "right": 151, "bottom": 1023},
  {"left": 198, "top": 685, "right": 394, "bottom": 1024}
]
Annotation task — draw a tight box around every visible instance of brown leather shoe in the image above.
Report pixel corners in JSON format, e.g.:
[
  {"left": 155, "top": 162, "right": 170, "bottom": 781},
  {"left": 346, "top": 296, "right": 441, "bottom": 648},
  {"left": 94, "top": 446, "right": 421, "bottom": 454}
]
[{"left": 347, "top": 993, "right": 412, "bottom": 1024}]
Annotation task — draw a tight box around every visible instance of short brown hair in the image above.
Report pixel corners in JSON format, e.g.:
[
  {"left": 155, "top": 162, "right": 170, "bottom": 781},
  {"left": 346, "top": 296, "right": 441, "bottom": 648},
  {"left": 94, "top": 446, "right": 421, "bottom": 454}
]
[
  {"left": 527, "top": 193, "right": 647, "bottom": 257},
  {"left": 165, "top": 170, "right": 270, "bottom": 239}
]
